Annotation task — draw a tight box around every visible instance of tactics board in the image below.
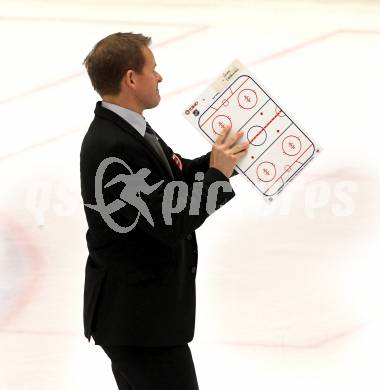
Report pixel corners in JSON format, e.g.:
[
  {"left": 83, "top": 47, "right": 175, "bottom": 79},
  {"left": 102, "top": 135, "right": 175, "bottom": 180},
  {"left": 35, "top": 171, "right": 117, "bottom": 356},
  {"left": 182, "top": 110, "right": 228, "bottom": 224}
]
[{"left": 182, "top": 59, "right": 321, "bottom": 202}]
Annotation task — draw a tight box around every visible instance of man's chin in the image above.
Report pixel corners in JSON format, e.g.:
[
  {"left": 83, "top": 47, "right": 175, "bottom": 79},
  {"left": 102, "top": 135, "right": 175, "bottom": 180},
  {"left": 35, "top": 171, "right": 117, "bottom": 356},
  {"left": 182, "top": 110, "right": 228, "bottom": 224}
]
[{"left": 149, "top": 98, "right": 161, "bottom": 109}]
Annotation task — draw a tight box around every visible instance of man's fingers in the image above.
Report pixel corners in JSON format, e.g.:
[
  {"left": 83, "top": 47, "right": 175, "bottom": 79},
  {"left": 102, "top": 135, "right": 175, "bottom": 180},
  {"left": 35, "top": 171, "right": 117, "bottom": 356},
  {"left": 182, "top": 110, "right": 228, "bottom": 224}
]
[
  {"left": 225, "top": 130, "right": 244, "bottom": 148},
  {"left": 233, "top": 147, "right": 249, "bottom": 158},
  {"left": 215, "top": 125, "right": 231, "bottom": 145},
  {"left": 231, "top": 142, "right": 249, "bottom": 155}
]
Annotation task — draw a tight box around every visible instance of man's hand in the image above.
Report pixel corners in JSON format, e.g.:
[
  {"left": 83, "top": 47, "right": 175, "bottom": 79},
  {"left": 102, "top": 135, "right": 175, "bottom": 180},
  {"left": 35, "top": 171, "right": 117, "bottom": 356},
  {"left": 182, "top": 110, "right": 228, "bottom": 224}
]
[{"left": 209, "top": 125, "right": 249, "bottom": 178}]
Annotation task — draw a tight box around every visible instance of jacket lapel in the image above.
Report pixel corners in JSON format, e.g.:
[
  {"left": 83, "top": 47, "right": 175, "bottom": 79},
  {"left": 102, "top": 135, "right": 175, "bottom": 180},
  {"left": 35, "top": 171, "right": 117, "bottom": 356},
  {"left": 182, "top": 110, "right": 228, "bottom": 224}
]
[{"left": 95, "top": 102, "right": 175, "bottom": 180}]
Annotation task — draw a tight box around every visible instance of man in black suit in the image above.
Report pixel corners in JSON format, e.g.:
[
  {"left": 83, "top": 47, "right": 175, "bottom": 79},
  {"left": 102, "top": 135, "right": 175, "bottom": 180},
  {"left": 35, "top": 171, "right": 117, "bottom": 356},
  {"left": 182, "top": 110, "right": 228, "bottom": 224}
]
[{"left": 80, "top": 32, "right": 249, "bottom": 390}]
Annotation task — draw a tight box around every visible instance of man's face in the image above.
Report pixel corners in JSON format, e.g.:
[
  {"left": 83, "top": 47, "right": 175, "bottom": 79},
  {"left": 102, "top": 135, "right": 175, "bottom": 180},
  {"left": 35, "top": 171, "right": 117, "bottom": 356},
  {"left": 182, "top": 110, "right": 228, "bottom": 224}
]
[{"left": 133, "top": 46, "right": 163, "bottom": 111}]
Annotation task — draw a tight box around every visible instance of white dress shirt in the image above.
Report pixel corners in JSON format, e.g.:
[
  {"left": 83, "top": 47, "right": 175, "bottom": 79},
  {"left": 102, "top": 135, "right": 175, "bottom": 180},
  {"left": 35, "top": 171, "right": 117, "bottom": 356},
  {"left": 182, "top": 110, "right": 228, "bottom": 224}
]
[{"left": 101, "top": 101, "right": 147, "bottom": 137}]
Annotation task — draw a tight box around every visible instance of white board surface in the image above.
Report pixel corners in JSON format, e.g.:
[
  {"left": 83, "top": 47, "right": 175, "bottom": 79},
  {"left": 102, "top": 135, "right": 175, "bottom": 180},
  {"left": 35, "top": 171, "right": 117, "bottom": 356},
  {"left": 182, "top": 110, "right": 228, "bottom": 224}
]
[{"left": 183, "top": 59, "right": 322, "bottom": 202}]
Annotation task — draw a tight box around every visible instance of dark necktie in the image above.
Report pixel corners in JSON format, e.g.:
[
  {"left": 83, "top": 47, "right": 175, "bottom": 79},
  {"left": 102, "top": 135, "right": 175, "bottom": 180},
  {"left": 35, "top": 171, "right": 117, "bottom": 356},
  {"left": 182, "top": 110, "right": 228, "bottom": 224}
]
[{"left": 144, "top": 122, "right": 173, "bottom": 177}]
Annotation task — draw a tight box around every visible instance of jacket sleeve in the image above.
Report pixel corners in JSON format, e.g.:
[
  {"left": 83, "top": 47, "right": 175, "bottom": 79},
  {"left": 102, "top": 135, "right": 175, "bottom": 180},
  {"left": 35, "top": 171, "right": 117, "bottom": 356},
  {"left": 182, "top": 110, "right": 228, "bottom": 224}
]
[
  {"left": 176, "top": 151, "right": 238, "bottom": 181},
  {"left": 158, "top": 131, "right": 238, "bottom": 181},
  {"left": 175, "top": 151, "right": 211, "bottom": 183},
  {"left": 90, "top": 150, "right": 236, "bottom": 245}
]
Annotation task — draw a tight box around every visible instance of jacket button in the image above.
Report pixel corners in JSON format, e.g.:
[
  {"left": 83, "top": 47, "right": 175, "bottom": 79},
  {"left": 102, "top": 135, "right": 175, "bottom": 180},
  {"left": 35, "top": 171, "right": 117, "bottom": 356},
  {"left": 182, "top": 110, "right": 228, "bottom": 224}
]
[
  {"left": 191, "top": 266, "right": 197, "bottom": 274},
  {"left": 186, "top": 233, "right": 192, "bottom": 240}
]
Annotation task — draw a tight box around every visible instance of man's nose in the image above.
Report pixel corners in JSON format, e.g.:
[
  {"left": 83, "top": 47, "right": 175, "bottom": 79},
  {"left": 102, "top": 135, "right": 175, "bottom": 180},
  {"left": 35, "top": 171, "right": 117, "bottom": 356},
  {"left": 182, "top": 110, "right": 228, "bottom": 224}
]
[{"left": 157, "top": 73, "right": 163, "bottom": 82}]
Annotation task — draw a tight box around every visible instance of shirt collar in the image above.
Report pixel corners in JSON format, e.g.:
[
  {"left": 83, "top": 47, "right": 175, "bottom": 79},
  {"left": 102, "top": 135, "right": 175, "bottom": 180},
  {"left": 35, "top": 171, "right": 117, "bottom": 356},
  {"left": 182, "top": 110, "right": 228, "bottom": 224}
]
[{"left": 101, "top": 101, "right": 147, "bottom": 137}]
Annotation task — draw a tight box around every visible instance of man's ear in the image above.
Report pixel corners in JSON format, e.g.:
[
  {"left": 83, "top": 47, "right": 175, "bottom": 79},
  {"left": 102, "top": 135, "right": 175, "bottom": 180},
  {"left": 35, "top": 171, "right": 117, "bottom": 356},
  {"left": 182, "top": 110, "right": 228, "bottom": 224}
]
[{"left": 122, "top": 69, "right": 136, "bottom": 89}]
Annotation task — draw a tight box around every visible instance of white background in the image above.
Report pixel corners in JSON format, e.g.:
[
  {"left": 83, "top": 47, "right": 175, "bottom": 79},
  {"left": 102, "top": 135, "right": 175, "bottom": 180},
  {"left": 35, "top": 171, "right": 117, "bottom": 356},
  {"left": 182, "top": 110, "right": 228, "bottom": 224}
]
[{"left": 0, "top": 0, "right": 380, "bottom": 389}]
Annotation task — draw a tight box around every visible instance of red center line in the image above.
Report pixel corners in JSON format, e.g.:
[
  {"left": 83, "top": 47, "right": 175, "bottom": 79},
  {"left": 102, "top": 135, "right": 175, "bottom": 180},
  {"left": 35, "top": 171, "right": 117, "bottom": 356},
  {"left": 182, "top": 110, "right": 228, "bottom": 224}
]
[
  {"left": 0, "top": 21, "right": 208, "bottom": 106},
  {"left": 155, "top": 25, "right": 209, "bottom": 49},
  {"left": 249, "top": 109, "right": 281, "bottom": 143},
  {"left": 2, "top": 28, "right": 379, "bottom": 160},
  {"left": 166, "top": 29, "right": 380, "bottom": 101}
]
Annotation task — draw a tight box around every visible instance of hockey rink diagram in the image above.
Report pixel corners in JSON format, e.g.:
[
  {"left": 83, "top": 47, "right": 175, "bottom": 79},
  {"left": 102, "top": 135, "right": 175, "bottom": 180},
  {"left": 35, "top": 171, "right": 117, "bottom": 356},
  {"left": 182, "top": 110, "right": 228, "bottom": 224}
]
[{"left": 196, "top": 74, "right": 319, "bottom": 200}]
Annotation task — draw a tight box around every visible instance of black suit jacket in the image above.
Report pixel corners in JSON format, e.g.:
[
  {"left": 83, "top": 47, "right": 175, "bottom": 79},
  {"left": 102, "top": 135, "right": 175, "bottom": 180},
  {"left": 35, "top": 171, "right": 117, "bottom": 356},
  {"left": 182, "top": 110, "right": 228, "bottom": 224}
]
[{"left": 80, "top": 101, "right": 236, "bottom": 346}]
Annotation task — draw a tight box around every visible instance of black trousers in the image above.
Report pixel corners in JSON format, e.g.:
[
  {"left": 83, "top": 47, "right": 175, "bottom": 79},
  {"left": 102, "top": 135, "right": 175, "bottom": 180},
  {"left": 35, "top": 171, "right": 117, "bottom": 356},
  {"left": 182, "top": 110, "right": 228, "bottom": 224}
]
[{"left": 100, "top": 344, "right": 199, "bottom": 390}]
